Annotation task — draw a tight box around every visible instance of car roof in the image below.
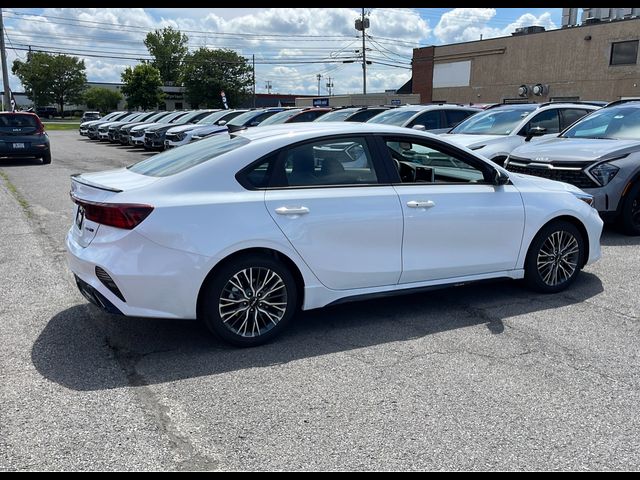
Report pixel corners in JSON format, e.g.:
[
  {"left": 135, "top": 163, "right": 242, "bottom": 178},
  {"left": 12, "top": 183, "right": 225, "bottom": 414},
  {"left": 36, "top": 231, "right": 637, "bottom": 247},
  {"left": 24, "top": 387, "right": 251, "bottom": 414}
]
[{"left": 235, "top": 121, "right": 442, "bottom": 142}]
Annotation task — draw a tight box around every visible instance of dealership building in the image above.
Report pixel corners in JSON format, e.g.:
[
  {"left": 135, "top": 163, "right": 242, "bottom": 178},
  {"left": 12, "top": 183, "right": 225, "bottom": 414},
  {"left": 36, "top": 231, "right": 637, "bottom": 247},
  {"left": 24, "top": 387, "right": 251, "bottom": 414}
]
[{"left": 411, "top": 8, "right": 640, "bottom": 104}]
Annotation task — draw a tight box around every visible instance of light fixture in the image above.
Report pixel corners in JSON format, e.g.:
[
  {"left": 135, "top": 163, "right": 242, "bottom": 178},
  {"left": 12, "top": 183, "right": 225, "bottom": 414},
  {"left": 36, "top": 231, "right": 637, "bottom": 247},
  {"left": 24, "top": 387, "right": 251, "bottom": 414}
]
[
  {"left": 518, "top": 85, "right": 528, "bottom": 97},
  {"left": 532, "top": 84, "right": 545, "bottom": 96}
]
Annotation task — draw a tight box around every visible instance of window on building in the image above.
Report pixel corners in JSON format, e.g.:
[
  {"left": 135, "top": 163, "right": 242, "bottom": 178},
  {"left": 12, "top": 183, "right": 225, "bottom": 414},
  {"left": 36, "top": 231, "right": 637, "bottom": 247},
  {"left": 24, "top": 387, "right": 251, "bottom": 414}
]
[
  {"left": 610, "top": 40, "right": 639, "bottom": 66},
  {"left": 175, "top": 102, "right": 183, "bottom": 109}
]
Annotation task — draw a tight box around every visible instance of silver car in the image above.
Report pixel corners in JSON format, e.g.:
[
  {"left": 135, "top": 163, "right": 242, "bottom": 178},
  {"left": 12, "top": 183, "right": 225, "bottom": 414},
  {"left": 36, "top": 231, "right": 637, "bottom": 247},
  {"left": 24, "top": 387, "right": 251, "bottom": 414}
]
[
  {"left": 441, "top": 102, "right": 600, "bottom": 166},
  {"left": 505, "top": 100, "right": 640, "bottom": 235}
]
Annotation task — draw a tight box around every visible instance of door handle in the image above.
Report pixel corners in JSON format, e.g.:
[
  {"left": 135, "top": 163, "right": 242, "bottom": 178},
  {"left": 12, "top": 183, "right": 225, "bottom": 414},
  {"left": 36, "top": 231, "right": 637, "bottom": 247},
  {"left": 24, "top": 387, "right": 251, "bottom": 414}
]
[
  {"left": 406, "top": 200, "right": 435, "bottom": 208},
  {"left": 275, "top": 206, "right": 310, "bottom": 215}
]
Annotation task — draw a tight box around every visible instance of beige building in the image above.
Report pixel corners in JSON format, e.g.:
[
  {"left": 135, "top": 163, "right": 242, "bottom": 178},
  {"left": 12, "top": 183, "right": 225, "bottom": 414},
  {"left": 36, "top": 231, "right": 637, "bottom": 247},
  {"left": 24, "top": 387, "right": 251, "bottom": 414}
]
[{"left": 411, "top": 16, "right": 640, "bottom": 104}]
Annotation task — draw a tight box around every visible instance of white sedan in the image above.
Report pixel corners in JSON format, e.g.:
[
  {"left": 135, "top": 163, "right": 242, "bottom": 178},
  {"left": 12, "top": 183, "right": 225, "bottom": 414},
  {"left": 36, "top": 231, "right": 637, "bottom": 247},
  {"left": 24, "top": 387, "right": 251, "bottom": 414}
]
[{"left": 66, "top": 123, "right": 603, "bottom": 346}]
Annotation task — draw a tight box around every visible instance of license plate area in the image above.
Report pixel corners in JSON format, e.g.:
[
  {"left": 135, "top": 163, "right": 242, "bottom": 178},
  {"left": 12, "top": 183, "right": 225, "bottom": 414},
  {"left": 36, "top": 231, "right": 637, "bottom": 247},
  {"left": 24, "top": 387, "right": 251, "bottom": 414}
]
[{"left": 12, "top": 143, "right": 25, "bottom": 149}]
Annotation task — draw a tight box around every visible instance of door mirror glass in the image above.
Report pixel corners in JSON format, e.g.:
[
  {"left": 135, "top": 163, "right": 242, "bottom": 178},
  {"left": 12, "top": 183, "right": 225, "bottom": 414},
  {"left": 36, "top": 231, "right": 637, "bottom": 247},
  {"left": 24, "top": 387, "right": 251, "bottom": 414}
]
[
  {"left": 525, "top": 126, "right": 547, "bottom": 142},
  {"left": 493, "top": 169, "right": 510, "bottom": 185}
]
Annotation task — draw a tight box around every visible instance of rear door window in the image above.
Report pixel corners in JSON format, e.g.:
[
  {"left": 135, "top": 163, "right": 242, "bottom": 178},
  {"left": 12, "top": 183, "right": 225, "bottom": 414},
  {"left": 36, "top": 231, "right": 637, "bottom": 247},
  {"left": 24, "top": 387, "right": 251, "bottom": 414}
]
[
  {"left": 560, "top": 109, "right": 591, "bottom": 130},
  {"left": 407, "top": 111, "right": 441, "bottom": 129},
  {"left": 444, "top": 109, "right": 476, "bottom": 128}
]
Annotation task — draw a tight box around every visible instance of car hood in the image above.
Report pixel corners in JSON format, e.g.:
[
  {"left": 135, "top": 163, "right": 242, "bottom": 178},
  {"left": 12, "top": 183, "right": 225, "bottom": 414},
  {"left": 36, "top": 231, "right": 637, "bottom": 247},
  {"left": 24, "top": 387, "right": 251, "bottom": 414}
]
[
  {"left": 131, "top": 122, "right": 163, "bottom": 132},
  {"left": 145, "top": 123, "right": 182, "bottom": 132},
  {"left": 192, "top": 125, "right": 229, "bottom": 137},
  {"left": 167, "top": 124, "right": 199, "bottom": 134},
  {"left": 439, "top": 133, "right": 506, "bottom": 148},
  {"left": 80, "top": 119, "right": 107, "bottom": 127},
  {"left": 510, "top": 137, "right": 640, "bottom": 163}
]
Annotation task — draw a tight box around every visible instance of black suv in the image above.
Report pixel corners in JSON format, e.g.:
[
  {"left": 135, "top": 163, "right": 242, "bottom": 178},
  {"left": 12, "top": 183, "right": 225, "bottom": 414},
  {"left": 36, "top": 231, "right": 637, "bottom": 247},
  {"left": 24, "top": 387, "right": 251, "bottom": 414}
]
[{"left": 35, "top": 107, "right": 59, "bottom": 119}]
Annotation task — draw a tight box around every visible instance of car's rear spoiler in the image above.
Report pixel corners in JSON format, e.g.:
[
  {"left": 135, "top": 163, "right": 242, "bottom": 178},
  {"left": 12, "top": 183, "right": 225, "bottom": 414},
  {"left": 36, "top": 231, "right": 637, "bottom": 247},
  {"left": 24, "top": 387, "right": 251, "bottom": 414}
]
[{"left": 71, "top": 173, "right": 123, "bottom": 193}]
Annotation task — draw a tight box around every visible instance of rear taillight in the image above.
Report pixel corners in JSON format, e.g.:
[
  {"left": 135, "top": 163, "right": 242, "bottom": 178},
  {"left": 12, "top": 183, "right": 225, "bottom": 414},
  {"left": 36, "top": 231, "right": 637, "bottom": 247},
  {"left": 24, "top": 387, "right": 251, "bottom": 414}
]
[
  {"left": 35, "top": 122, "right": 45, "bottom": 134},
  {"left": 71, "top": 194, "right": 154, "bottom": 230}
]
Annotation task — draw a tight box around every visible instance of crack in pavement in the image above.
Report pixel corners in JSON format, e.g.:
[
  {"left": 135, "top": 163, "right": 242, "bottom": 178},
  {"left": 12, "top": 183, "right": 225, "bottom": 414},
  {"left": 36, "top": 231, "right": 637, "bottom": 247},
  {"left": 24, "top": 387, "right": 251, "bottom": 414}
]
[{"left": 104, "top": 337, "right": 219, "bottom": 471}]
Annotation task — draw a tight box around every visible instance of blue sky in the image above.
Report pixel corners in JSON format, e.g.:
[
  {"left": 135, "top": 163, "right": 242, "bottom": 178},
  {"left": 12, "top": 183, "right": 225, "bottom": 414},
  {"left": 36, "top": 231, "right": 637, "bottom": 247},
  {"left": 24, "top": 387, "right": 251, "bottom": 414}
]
[{"left": 2, "top": 8, "right": 563, "bottom": 96}]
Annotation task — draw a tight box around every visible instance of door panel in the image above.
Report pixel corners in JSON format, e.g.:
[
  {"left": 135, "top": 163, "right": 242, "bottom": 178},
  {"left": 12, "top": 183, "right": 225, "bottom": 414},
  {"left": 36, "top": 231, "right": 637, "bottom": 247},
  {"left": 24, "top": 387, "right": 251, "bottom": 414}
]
[
  {"left": 265, "top": 187, "right": 403, "bottom": 290},
  {"left": 395, "top": 184, "right": 525, "bottom": 283}
]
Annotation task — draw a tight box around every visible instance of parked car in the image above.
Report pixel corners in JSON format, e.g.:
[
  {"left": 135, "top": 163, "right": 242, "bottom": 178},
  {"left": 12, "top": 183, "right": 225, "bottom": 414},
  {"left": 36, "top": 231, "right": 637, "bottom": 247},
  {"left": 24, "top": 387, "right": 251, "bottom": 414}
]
[
  {"left": 66, "top": 122, "right": 602, "bottom": 347},
  {"left": 106, "top": 111, "right": 159, "bottom": 143},
  {"left": 366, "top": 104, "right": 481, "bottom": 133},
  {"left": 128, "top": 111, "right": 190, "bottom": 147},
  {"left": 81, "top": 111, "right": 102, "bottom": 122},
  {"left": 441, "top": 102, "right": 600, "bottom": 166},
  {"left": 256, "top": 107, "right": 331, "bottom": 126},
  {"left": 0, "top": 112, "right": 50, "bottom": 164},
  {"left": 165, "top": 109, "right": 247, "bottom": 149},
  {"left": 86, "top": 112, "right": 132, "bottom": 140},
  {"left": 143, "top": 110, "right": 216, "bottom": 151},
  {"left": 97, "top": 112, "right": 149, "bottom": 141},
  {"left": 118, "top": 111, "right": 173, "bottom": 145},
  {"left": 225, "top": 107, "right": 288, "bottom": 133},
  {"left": 314, "top": 106, "right": 395, "bottom": 123},
  {"left": 505, "top": 99, "right": 640, "bottom": 235},
  {"left": 35, "top": 106, "right": 58, "bottom": 119},
  {"left": 79, "top": 111, "right": 127, "bottom": 136}
]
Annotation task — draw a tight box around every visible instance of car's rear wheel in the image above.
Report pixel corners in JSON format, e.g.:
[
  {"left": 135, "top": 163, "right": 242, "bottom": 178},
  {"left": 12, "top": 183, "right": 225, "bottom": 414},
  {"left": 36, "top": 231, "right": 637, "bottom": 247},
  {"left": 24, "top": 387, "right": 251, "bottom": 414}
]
[
  {"left": 41, "top": 151, "right": 51, "bottom": 165},
  {"left": 200, "top": 254, "right": 298, "bottom": 347},
  {"left": 619, "top": 182, "right": 640, "bottom": 236},
  {"left": 524, "top": 220, "right": 584, "bottom": 293}
]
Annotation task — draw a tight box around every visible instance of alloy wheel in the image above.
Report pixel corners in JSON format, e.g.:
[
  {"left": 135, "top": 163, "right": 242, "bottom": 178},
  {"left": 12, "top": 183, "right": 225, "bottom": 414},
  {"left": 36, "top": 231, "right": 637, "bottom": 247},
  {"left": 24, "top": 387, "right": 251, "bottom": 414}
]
[
  {"left": 536, "top": 230, "right": 580, "bottom": 287},
  {"left": 218, "top": 267, "right": 288, "bottom": 337}
]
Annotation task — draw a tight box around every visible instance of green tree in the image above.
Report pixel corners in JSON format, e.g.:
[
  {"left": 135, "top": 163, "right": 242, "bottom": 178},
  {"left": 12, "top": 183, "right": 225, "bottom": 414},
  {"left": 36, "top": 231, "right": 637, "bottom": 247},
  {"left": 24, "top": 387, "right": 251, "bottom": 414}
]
[
  {"left": 182, "top": 48, "right": 253, "bottom": 109},
  {"left": 120, "top": 64, "right": 164, "bottom": 110},
  {"left": 83, "top": 87, "right": 123, "bottom": 114},
  {"left": 144, "top": 26, "right": 189, "bottom": 85},
  {"left": 12, "top": 52, "right": 87, "bottom": 115}
]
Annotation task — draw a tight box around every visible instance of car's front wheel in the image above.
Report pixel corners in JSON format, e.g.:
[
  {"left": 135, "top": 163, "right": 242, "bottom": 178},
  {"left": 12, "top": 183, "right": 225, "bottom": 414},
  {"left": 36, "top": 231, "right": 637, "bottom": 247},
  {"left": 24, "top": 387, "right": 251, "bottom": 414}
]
[
  {"left": 619, "top": 182, "right": 640, "bottom": 236},
  {"left": 524, "top": 220, "right": 585, "bottom": 293},
  {"left": 200, "top": 254, "right": 298, "bottom": 347}
]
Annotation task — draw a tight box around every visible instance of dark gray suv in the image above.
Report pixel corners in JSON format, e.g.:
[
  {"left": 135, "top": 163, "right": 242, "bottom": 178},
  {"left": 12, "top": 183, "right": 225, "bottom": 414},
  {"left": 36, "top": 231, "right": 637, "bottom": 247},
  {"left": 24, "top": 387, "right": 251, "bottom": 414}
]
[{"left": 506, "top": 100, "right": 640, "bottom": 235}]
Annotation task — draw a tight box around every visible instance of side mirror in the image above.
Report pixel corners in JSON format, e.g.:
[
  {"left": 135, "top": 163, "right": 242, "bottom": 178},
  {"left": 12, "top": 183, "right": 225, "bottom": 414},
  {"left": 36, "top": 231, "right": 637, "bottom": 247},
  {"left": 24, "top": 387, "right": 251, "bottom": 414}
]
[
  {"left": 525, "top": 126, "right": 547, "bottom": 142},
  {"left": 217, "top": 120, "right": 227, "bottom": 126},
  {"left": 493, "top": 169, "right": 510, "bottom": 186},
  {"left": 411, "top": 124, "right": 426, "bottom": 131},
  {"left": 249, "top": 121, "right": 260, "bottom": 127}
]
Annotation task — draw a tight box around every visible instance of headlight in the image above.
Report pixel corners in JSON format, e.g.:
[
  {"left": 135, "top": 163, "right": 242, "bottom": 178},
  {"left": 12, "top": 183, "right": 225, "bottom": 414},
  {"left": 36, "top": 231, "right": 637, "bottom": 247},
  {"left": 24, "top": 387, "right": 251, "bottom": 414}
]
[
  {"left": 588, "top": 162, "right": 619, "bottom": 186},
  {"left": 571, "top": 191, "right": 594, "bottom": 206}
]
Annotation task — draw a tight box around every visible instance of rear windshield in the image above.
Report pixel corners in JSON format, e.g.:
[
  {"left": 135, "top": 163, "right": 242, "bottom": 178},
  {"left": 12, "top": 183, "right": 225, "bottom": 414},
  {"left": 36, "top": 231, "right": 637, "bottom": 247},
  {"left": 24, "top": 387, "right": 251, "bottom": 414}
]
[
  {"left": 0, "top": 114, "right": 38, "bottom": 128},
  {"left": 127, "top": 134, "right": 250, "bottom": 177}
]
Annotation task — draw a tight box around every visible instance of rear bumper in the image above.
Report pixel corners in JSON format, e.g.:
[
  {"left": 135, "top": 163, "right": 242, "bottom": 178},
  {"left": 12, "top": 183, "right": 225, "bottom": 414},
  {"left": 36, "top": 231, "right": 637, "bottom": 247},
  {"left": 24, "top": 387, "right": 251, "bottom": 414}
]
[
  {"left": 0, "top": 143, "right": 49, "bottom": 157},
  {"left": 74, "top": 274, "right": 124, "bottom": 315},
  {"left": 66, "top": 228, "right": 209, "bottom": 319}
]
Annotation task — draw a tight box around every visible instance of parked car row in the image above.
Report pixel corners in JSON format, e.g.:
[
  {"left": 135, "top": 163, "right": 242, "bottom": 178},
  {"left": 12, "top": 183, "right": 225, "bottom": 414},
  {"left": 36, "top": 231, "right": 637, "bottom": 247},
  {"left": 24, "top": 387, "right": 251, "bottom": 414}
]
[{"left": 79, "top": 99, "right": 640, "bottom": 236}]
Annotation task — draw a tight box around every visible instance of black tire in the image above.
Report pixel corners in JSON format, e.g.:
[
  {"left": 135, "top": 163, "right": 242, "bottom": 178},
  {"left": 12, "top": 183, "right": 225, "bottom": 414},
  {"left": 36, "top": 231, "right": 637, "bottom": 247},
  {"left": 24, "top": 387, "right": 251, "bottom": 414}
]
[
  {"left": 618, "top": 182, "right": 640, "bottom": 236},
  {"left": 41, "top": 151, "right": 51, "bottom": 165},
  {"left": 524, "top": 220, "right": 585, "bottom": 293},
  {"left": 200, "top": 254, "right": 298, "bottom": 347}
]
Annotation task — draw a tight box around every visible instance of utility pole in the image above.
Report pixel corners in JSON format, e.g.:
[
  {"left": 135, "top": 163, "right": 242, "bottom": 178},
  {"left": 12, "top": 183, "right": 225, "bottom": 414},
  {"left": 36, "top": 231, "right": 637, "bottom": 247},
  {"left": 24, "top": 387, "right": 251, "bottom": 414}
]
[
  {"left": 252, "top": 54, "right": 256, "bottom": 108},
  {"left": 0, "top": 9, "right": 11, "bottom": 111},
  {"left": 355, "top": 8, "right": 369, "bottom": 95},
  {"left": 265, "top": 80, "right": 272, "bottom": 95},
  {"left": 326, "top": 77, "right": 334, "bottom": 96},
  {"left": 316, "top": 74, "right": 322, "bottom": 96}
]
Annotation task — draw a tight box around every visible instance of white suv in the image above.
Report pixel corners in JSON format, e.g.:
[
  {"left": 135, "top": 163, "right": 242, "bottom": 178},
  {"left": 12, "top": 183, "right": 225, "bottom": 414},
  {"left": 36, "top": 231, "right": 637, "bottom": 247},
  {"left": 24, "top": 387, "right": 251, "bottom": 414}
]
[{"left": 441, "top": 102, "right": 600, "bottom": 166}]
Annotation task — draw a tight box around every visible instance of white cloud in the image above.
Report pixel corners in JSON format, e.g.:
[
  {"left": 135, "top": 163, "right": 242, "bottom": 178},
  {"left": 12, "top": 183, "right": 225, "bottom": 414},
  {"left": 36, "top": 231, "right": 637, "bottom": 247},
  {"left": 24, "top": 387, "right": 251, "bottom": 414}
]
[{"left": 433, "top": 8, "right": 557, "bottom": 44}]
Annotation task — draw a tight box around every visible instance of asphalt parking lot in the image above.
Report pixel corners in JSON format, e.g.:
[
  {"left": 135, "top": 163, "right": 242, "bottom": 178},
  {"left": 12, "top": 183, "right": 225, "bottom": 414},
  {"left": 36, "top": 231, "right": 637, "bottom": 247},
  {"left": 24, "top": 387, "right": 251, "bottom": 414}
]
[{"left": 1, "top": 130, "right": 639, "bottom": 471}]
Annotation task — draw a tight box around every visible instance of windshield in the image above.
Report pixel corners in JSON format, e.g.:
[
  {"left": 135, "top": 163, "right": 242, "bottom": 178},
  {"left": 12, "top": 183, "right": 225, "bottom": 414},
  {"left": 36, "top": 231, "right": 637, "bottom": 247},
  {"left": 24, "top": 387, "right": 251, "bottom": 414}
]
[
  {"left": 141, "top": 111, "right": 169, "bottom": 123},
  {"left": 228, "top": 110, "right": 265, "bottom": 127},
  {"left": 173, "top": 110, "right": 209, "bottom": 125},
  {"left": 314, "top": 109, "right": 358, "bottom": 122},
  {"left": 119, "top": 112, "right": 143, "bottom": 122},
  {"left": 196, "top": 110, "right": 226, "bottom": 124},
  {"left": 366, "top": 108, "right": 422, "bottom": 126},
  {"left": 128, "top": 134, "right": 250, "bottom": 177},
  {"left": 561, "top": 106, "right": 640, "bottom": 140},
  {"left": 158, "top": 111, "right": 187, "bottom": 124},
  {"left": 449, "top": 106, "right": 536, "bottom": 135},
  {"left": 258, "top": 109, "right": 303, "bottom": 126}
]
